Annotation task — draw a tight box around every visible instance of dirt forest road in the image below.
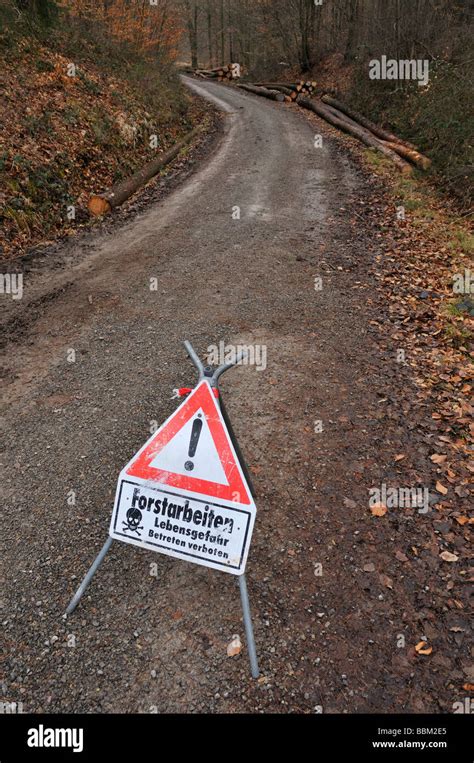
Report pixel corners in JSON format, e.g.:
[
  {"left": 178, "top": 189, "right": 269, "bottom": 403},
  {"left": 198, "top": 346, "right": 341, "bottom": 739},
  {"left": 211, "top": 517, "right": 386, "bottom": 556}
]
[{"left": 1, "top": 78, "right": 466, "bottom": 714}]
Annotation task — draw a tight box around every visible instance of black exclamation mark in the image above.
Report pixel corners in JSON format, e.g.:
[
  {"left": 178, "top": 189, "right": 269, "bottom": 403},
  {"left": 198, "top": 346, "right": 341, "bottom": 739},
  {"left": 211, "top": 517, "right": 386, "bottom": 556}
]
[{"left": 185, "top": 415, "right": 203, "bottom": 471}]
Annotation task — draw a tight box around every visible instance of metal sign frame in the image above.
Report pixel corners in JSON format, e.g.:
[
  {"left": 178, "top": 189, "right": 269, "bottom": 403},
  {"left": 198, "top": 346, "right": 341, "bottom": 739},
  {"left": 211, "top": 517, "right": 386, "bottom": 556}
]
[{"left": 64, "top": 341, "right": 260, "bottom": 679}]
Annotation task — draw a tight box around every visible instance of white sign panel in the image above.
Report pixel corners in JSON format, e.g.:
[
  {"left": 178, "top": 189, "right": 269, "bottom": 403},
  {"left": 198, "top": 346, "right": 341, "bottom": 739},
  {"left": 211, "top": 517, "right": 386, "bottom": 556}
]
[{"left": 109, "top": 381, "right": 256, "bottom": 575}]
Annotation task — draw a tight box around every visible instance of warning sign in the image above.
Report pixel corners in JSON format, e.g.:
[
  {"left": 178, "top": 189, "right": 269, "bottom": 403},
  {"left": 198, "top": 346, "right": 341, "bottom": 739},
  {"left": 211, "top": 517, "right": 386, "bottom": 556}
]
[{"left": 109, "top": 381, "right": 256, "bottom": 574}]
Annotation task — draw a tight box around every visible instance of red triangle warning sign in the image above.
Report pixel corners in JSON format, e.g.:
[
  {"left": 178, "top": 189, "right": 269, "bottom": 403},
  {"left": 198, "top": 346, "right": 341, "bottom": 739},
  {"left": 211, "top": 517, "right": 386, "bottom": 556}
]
[{"left": 125, "top": 381, "right": 252, "bottom": 504}]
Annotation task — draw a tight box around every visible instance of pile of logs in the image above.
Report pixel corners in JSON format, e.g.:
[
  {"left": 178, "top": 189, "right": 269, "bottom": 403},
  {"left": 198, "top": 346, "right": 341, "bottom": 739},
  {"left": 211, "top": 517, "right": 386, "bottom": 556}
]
[
  {"left": 192, "top": 64, "right": 240, "bottom": 81},
  {"left": 253, "top": 80, "right": 317, "bottom": 100},
  {"left": 235, "top": 81, "right": 430, "bottom": 173},
  {"left": 298, "top": 94, "right": 431, "bottom": 173},
  {"left": 237, "top": 83, "right": 288, "bottom": 102}
]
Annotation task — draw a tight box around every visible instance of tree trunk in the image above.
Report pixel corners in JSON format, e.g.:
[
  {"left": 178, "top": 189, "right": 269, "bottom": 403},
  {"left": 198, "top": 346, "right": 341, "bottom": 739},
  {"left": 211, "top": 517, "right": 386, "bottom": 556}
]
[
  {"left": 88, "top": 127, "right": 202, "bottom": 215},
  {"left": 380, "top": 141, "right": 431, "bottom": 170},
  {"left": 185, "top": 0, "right": 198, "bottom": 70},
  {"left": 191, "top": 2, "right": 199, "bottom": 69},
  {"left": 299, "top": 0, "right": 312, "bottom": 72},
  {"left": 207, "top": 0, "right": 213, "bottom": 67},
  {"left": 220, "top": 0, "right": 225, "bottom": 65},
  {"left": 344, "top": 0, "right": 359, "bottom": 62},
  {"left": 237, "top": 84, "right": 286, "bottom": 102},
  {"left": 297, "top": 97, "right": 412, "bottom": 173},
  {"left": 321, "top": 95, "right": 420, "bottom": 151}
]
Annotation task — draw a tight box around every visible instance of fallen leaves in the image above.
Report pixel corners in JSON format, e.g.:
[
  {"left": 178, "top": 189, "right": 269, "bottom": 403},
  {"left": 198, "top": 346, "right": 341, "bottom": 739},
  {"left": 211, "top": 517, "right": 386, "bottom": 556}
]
[
  {"left": 227, "top": 634, "right": 242, "bottom": 657},
  {"left": 370, "top": 503, "right": 387, "bottom": 517},
  {"left": 356, "top": 165, "right": 473, "bottom": 591},
  {"left": 395, "top": 550, "right": 409, "bottom": 562},
  {"left": 415, "top": 641, "right": 433, "bottom": 656},
  {"left": 439, "top": 550, "right": 459, "bottom": 562},
  {"left": 379, "top": 573, "right": 393, "bottom": 589},
  {"left": 430, "top": 453, "right": 447, "bottom": 464},
  {"left": 1, "top": 34, "right": 205, "bottom": 259}
]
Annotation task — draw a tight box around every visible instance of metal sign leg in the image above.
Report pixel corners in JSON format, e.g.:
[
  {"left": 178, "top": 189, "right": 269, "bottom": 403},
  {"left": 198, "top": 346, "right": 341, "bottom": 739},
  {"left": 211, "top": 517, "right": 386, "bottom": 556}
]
[
  {"left": 239, "top": 574, "right": 260, "bottom": 679},
  {"left": 64, "top": 537, "right": 113, "bottom": 616},
  {"left": 217, "top": 391, "right": 260, "bottom": 680}
]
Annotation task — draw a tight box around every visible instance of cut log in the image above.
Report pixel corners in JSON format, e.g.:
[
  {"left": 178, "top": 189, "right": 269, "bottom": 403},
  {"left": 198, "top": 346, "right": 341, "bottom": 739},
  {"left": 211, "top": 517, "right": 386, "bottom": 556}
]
[
  {"left": 320, "top": 101, "right": 366, "bottom": 130},
  {"left": 88, "top": 126, "right": 202, "bottom": 216},
  {"left": 237, "top": 84, "right": 286, "bottom": 102},
  {"left": 256, "top": 84, "right": 297, "bottom": 99},
  {"left": 254, "top": 82, "right": 299, "bottom": 92},
  {"left": 380, "top": 140, "right": 431, "bottom": 170},
  {"left": 192, "top": 64, "right": 242, "bottom": 82},
  {"left": 321, "top": 95, "right": 419, "bottom": 151},
  {"left": 253, "top": 82, "right": 303, "bottom": 98},
  {"left": 88, "top": 196, "right": 111, "bottom": 216},
  {"left": 196, "top": 72, "right": 218, "bottom": 79},
  {"left": 297, "top": 97, "right": 412, "bottom": 173},
  {"left": 321, "top": 99, "right": 431, "bottom": 170}
]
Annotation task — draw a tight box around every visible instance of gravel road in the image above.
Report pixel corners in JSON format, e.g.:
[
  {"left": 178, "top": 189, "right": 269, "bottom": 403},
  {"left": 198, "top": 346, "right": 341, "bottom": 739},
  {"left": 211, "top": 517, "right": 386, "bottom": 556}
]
[{"left": 1, "top": 78, "right": 467, "bottom": 714}]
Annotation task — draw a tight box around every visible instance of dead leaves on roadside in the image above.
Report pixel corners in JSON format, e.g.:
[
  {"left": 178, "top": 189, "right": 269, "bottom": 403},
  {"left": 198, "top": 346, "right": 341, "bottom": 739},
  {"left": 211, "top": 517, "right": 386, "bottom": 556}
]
[
  {"left": 439, "top": 550, "right": 459, "bottom": 563},
  {"left": 415, "top": 641, "right": 433, "bottom": 656},
  {"left": 370, "top": 503, "right": 388, "bottom": 517},
  {"left": 379, "top": 573, "right": 393, "bottom": 589},
  {"left": 364, "top": 179, "right": 473, "bottom": 585},
  {"left": 436, "top": 481, "right": 448, "bottom": 495}
]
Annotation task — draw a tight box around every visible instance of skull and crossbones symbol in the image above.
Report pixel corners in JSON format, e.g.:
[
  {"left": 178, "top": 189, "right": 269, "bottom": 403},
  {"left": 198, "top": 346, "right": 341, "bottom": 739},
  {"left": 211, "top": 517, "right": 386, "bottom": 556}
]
[{"left": 123, "top": 507, "right": 143, "bottom": 536}]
